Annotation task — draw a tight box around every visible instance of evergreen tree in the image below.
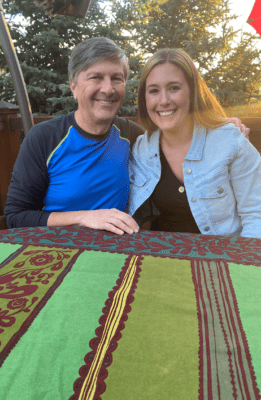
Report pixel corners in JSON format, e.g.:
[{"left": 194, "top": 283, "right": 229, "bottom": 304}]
[
  {"left": 206, "top": 32, "right": 261, "bottom": 107},
  {"left": 1, "top": 0, "right": 261, "bottom": 113},
  {"left": 0, "top": 0, "right": 140, "bottom": 115},
  {"left": 110, "top": 0, "right": 261, "bottom": 108}
]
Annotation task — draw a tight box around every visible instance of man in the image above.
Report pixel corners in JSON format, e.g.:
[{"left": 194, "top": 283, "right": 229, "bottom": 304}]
[
  {"left": 4, "top": 37, "right": 250, "bottom": 234},
  {"left": 4, "top": 37, "right": 142, "bottom": 234}
]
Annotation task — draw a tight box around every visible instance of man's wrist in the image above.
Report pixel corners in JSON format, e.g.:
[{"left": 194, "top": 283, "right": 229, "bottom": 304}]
[{"left": 47, "top": 211, "right": 85, "bottom": 227}]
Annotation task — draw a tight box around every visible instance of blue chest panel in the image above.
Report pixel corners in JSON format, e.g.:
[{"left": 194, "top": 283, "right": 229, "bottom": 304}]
[{"left": 44, "top": 125, "right": 130, "bottom": 212}]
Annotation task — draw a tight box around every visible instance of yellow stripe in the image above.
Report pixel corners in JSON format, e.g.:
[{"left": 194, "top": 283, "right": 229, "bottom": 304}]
[
  {"left": 46, "top": 125, "right": 72, "bottom": 167},
  {"left": 112, "top": 124, "right": 130, "bottom": 144},
  {"left": 79, "top": 256, "right": 139, "bottom": 400}
]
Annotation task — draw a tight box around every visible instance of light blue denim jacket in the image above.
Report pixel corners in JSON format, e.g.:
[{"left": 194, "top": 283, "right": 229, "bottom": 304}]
[{"left": 127, "top": 123, "right": 261, "bottom": 238}]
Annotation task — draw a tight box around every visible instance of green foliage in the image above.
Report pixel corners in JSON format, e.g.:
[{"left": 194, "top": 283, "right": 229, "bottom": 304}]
[
  {"left": 0, "top": 0, "right": 130, "bottom": 114},
  {"left": 110, "top": 0, "right": 261, "bottom": 108},
  {"left": 1, "top": 0, "right": 261, "bottom": 114}
]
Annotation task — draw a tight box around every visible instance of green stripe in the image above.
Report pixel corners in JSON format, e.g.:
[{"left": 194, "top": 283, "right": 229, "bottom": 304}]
[
  {"left": 103, "top": 256, "right": 199, "bottom": 400},
  {"left": 0, "top": 243, "right": 22, "bottom": 264},
  {"left": 0, "top": 250, "right": 127, "bottom": 400},
  {"left": 228, "top": 262, "right": 261, "bottom": 391}
]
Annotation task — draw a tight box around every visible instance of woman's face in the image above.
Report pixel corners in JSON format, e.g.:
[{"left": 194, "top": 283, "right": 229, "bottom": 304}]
[{"left": 145, "top": 62, "right": 191, "bottom": 135}]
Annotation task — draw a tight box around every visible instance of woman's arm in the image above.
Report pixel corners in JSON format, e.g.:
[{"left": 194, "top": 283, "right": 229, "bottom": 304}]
[{"left": 229, "top": 132, "right": 261, "bottom": 238}]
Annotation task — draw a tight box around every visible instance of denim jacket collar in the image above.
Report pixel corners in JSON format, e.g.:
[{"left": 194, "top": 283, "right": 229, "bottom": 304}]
[
  {"left": 185, "top": 124, "right": 207, "bottom": 161},
  {"left": 148, "top": 129, "right": 161, "bottom": 159},
  {"left": 147, "top": 125, "right": 207, "bottom": 161}
]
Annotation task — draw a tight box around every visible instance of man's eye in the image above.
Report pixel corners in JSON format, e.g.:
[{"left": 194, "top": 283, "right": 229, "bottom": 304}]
[{"left": 113, "top": 76, "right": 123, "bottom": 81}]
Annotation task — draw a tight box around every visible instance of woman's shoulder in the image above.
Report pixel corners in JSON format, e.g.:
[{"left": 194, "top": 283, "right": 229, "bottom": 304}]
[
  {"left": 206, "top": 123, "right": 244, "bottom": 145},
  {"left": 208, "top": 122, "right": 241, "bottom": 135},
  {"left": 132, "top": 129, "right": 160, "bottom": 150}
]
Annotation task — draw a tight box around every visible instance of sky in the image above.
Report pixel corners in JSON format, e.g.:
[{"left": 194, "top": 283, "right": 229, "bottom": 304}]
[{"left": 229, "top": 0, "right": 257, "bottom": 33}]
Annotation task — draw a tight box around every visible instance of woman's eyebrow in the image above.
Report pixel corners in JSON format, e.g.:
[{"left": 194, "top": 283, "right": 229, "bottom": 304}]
[{"left": 147, "top": 80, "right": 182, "bottom": 88}]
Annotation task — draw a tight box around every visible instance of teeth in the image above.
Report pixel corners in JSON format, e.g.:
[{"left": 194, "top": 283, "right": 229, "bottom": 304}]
[
  {"left": 158, "top": 110, "right": 175, "bottom": 116},
  {"left": 98, "top": 100, "right": 114, "bottom": 104}
]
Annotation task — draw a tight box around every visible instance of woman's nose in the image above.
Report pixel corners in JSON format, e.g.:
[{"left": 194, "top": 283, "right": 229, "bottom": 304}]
[{"left": 159, "top": 90, "right": 170, "bottom": 105}]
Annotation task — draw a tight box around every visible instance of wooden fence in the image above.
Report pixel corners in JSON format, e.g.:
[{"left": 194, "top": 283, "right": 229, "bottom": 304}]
[{"left": 0, "top": 106, "right": 261, "bottom": 229}]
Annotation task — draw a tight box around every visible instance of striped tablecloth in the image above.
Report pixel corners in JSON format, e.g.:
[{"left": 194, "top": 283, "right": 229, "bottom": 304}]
[{"left": 0, "top": 226, "right": 261, "bottom": 400}]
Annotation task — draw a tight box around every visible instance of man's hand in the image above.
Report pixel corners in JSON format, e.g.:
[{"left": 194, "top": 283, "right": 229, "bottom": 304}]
[
  {"left": 77, "top": 209, "right": 139, "bottom": 235},
  {"left": 229, "top": 117, "right": 250, "bottom": 141},
  {"left": 47, "top": 209, "right": 139, "bottom": 235}
]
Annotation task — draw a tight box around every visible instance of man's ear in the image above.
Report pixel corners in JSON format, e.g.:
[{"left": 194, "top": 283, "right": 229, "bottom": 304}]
[{"left": 70, "top": 78, "right": 77, "bottom": 99}]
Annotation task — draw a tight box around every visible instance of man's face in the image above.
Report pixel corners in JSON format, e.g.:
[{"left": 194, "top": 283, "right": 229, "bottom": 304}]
[{"left": 70, "top": 58, "right": 126, "bottom": 132}]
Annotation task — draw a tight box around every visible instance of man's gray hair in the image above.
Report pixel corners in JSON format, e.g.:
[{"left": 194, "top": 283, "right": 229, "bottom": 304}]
[{"left": 68, "top": 37, "right": 129, "bottom": 82}]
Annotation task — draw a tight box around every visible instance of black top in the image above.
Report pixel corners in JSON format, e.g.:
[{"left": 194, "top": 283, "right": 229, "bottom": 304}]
[{"left": 151, "top": 147, "right": 200, "bottom": 233}]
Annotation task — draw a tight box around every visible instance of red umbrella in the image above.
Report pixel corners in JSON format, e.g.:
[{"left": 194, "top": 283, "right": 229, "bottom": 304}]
[{"left": 247, "top": 0, "right": 261, "bottom": 35}]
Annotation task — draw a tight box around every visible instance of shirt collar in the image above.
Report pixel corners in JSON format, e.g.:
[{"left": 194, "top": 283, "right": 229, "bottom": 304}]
[
  {"left": 185, "top": 124, "right": 207, "bottom": 161},
  {"left": 147, "top": 124, "right": 207, "bottom": 161},
  {"left": 147, "top": 129, "right": 161, "bottom": 159}
]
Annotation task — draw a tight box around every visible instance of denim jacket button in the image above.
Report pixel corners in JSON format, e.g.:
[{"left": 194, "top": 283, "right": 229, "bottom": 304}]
[
  {"left": 217, "top": 188, "right": 224, "bottom": 194},
  {"left": 191, "top": 197, "right": 196, "bottom": 202},
  {"left": 130, "top": 174, "right": 134, "bottom": 180},
  {"left": 186, "top": 169, "right": 192, "bottom": 174},
  {"left": 204, "top": 226, "right": 210, "bottom": 231}
]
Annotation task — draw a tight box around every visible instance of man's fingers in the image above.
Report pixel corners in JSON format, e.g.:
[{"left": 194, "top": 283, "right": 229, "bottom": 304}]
[
  {"left": 106, "top": 217, "right": 138, "bottom": 234},
  {"left": 111, "top": 209, "right": 139, "bottom": 232},
  {"left": 104, "top": 223, "right": 125, "bottom": 235},
  {"left": 79, "top": 209, "right": 139, "bottom": 234},
  {"left": 242, "top": 125, "right": 250, "bottom": 140},
  {"left": 228, "top": 118, "right": 250, "bottom": 140},
  {"left": 229, "top": 117, "right": 241, "bottom": 128}
]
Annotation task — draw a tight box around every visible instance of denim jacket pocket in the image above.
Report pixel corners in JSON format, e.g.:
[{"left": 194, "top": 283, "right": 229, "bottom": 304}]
[
  {"left": 198, "top": 175, "right": 229, "bottom": 199},
  {"left": 196, "top": 173, "right": 235, "bottom": 226}
]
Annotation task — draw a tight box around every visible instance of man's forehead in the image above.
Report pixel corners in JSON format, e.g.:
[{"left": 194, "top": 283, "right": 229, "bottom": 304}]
[{"left": 84, "top": 58, "right": 125, "bottom": 75}]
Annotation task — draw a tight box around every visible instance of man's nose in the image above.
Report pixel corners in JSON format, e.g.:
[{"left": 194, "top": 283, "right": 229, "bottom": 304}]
[{"left": 100, "top": 77, "right": 114, "bottom": 95}]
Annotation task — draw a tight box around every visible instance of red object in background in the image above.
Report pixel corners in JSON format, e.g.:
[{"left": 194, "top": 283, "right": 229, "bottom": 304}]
[{"left": 247, "top": 0, "right": 261, "bottom": 35}]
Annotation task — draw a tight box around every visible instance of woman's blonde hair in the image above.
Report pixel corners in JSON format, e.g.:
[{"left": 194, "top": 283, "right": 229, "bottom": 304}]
[{"left": 138, "top": 48, "right": 229, "bottom": 133}]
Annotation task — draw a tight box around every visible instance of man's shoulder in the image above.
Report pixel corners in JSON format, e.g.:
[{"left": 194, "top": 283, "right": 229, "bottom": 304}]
[
  {"left": 28, "top": 112, "right": 74, "bottom": 139},
  {"left": 20, "top": 112, "right": 75, "bottom": 161},
  {"left": 113, "top": 116, "right": 145, "bottom": 149}
]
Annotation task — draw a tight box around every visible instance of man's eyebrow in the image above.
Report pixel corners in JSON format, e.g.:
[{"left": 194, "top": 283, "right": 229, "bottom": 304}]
[
  {"left": 147, "top": 80, "right": 182, "bottom": 88},
  {"left": 112, "top": 72, "right": 124, "bottom": 77},
  {"left": 86, "top": 71, "right": 124, "bottom": 77}
]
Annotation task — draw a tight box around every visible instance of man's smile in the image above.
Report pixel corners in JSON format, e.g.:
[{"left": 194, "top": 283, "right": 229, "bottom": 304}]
[{"left": 94, "top": 99, "right": 118, "bottom": 105}]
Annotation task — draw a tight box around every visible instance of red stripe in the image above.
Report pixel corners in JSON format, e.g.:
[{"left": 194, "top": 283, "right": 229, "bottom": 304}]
[
  {"left": 207, "top": 262, "right": 222, "bottom": 400},
  {"left": 192, "top": 260, "right": 213, "bottom": 399},
  {"left": 191, "top": 260, "right": 204, "bottom": 399},
  {"left": 219, "top": 262, "right": 261, "bottom": 399},
  {"left": 219, "top": 263, "right": 250, "bottom": 398},
  {"left": 201, "top": 261, "right": 218, "bottom": 400},
  {"left": 217, "top": 263, "right": 243, "bottom": 399},
  {"left": 225, "top": 264, "right": 261, "bottom": 399}
]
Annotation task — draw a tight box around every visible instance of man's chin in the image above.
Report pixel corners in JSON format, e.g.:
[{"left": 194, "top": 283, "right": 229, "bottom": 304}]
[{"left": 95, "top": 107, "right": 121, "bottom": 123}]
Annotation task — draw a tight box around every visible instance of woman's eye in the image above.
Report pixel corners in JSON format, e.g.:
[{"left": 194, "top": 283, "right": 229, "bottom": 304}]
[
  {"left": 149, "top": 89, "right": 159, "bottom": 94},
  {"left": 170, "top": 86, "right": 179, "bottom": 91}
]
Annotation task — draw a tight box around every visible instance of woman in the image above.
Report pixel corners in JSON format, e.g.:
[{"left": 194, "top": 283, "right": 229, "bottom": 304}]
[{"left": 128, "top": 48, "right": 261, "bottom": 238}]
